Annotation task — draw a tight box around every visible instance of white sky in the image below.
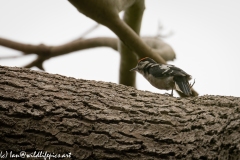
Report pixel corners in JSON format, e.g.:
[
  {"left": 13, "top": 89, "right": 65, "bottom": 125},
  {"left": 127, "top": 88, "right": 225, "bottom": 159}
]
[{"left": 0, "top": 0, "right": 240, "bottom": 97}]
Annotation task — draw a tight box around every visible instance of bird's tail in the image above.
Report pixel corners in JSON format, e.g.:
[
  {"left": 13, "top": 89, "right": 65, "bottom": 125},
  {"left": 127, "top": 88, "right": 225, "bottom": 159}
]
[{"left": 174, "top": 76, "right": 192, "bottom": 96}]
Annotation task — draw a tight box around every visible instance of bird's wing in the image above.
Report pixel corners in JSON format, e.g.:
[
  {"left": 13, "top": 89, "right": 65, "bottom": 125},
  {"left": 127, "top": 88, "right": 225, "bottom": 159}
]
[{"left": 149, "top": 64, "right": 190, "bottom": 78}]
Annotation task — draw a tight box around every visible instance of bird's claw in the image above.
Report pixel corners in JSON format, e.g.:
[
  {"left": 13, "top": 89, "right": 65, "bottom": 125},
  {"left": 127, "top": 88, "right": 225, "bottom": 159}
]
[{"left": 164, "top": 92, "right": 173, "bottom": 97}]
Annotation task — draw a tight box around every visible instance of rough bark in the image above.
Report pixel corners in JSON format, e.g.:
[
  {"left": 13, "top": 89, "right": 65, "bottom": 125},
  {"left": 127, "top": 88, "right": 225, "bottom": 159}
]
[{"left": 0, "top": 65, "right": 240, "bottom": 160}]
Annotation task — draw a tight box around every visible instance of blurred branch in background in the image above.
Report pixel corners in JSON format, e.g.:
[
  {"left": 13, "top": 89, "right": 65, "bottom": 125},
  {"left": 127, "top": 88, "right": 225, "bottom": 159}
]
[
  {"left": 118, "top": 0, "right": 145, "bottom": 87},
  {"left": 156, "top": 21, "right": 174, "bottom": 39},
  {"left": 0, "top": 37, "right": 117, "bottom": 69},
  {"left": 68, "top": 0, "right": 167, "bottom": 64},
  {"left": 0, "top": 35, "right": 174, "bottom": 70}
]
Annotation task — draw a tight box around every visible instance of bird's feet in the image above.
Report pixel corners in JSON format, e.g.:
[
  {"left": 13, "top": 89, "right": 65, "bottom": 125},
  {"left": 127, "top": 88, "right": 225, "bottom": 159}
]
[
  {"left": 164, "top": 92, "right": 173, "bottom": 97},
  {"left": 164, "top": 88, "right": 174, "bottom": 97}
]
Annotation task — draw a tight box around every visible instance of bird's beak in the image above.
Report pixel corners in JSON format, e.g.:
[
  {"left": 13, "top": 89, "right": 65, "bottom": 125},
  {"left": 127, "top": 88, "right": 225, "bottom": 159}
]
[{"left": 130, "top": 66, "right": 138, "bottom": 72}]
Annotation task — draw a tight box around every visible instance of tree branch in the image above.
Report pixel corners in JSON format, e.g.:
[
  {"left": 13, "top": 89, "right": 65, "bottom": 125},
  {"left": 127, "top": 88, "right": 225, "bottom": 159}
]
[
  {"left": 118, "top": 0, "right": 145, "bottom": 87},
  {"left": 0, "top": 36, "right": 175, "bottom": 65},
  {"left": 0, "top": 65, "right": 239, "bottom": 159},
  {"left": 68, "top": 0, "right": 166, "bottom": 64},
  {"left": 0, "top": 37, "right": 118, "bottom": 56},
  {"left": 0, "top": 37, "right": 118, "bottom": 70}
]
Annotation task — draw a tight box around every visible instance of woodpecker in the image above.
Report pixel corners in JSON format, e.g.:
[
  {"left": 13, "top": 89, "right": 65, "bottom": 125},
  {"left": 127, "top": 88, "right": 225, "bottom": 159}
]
[{"left": 130, "top": 57, "right": 193, "bottom": 97}]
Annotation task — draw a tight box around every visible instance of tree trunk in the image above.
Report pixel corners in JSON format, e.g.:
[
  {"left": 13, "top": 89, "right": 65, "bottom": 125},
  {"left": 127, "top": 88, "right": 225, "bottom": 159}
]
[{"left": 0, "top": 65, "right": 239, "bottom": 160}]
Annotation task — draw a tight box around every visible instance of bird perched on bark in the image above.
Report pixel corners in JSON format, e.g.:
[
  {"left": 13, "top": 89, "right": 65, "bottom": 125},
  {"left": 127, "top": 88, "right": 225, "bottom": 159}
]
[{"left": 130, "top": 57, "right": 193, "bottom": 97}]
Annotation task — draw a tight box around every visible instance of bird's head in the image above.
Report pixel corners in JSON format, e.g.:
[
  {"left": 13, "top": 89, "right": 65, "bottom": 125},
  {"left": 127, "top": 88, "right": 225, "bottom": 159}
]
[{"left": 130, "top": 57, "right": 157, "bottom": 72}]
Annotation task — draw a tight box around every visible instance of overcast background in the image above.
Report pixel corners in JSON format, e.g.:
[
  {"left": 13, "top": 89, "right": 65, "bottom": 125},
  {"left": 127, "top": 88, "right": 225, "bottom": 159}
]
[{"left": 0, "top": 0, "right": 240, "bottom": 97}]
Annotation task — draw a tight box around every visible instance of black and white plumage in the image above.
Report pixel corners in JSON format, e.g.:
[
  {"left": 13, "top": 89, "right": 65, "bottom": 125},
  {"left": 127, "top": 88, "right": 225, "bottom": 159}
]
[{"left": 130, "top": 57, "right": 193, "bottom": 97}]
